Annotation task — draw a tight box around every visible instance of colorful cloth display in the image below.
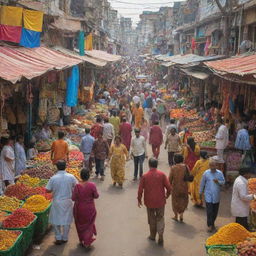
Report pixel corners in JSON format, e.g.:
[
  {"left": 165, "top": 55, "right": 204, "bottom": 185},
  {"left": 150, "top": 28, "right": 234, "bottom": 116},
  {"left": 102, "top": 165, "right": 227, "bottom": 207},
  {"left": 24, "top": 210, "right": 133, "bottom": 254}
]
[
  {"left": 23, "top": 9, "right": 43, "bottom": 32},
  {"left": 20, "top": 28, "right": 41, "bottom": 48},
  {"left": 85, "top": 33, "right": 93, "bottom": 51},
  {"left": 0, "top": 6, "right": 23, "bottom": 43},
  {"left": 78, "top": 31, "right": 85, "bottom": 56},
  {"left": 0, "top": 24, "right": 22, "bottom": 43},
  {"left": 66, "top": 66, "right": 80, "bottom": 107},
  {"left": 0, "top": 6, "right": 23, "bottom": 26}
]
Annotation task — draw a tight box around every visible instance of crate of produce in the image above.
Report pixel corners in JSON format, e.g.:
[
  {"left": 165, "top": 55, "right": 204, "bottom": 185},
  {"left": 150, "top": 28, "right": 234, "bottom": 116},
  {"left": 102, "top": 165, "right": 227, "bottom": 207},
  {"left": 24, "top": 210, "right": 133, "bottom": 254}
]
[
  {"left": 0, "top": 230, "right": 23, "bottom": 256},
  {"left": 34, "top": 203, "right": 52, "bottom": 238},
  {"left": 205, "top": 245, "right": 237, "bottom": 255},
  {"left": 0, "top": 196, "right": 23, "bottom": 213},
  {"left": 4, "top": 216, "right": 37, "bottom": 254}
]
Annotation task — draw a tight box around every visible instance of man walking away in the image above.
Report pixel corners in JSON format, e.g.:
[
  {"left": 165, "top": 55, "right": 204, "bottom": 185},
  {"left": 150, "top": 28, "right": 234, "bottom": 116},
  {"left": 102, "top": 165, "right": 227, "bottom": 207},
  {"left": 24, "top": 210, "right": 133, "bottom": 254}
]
[
  {"left": 138, "top": 158, "right": 171, "bottom": 245},
  {"left": 46, "top": 160, "right": 77, "bottom": 245},
  {"left": 91, "top": 116, "right": 104, "bottom": 139},
  {"left": 103, "top": 117, "right": 115, "bottom": 146},
  {"left": 80, "top": 127, "right": 95, "bottom": 172},
  {"left": 200, "top": 158, "right": 225, "bottom": 233},
  {"left": 91, "top": 132, "right": 109, "bottom": 181},
  {"left": 131, "top": 129, "right": 147, "bottom": 180},
  {"left": 51, "top": 131, "right": 69, "bottom": 164},
  {"left": 165, "top": 128, "right": 181, "bottom": 166},
  {"left": 119, "top": 117, "right": 132, "bottom": 151},
  {"left": 149, "top": 121, "right": 163, "bottom": 159}
]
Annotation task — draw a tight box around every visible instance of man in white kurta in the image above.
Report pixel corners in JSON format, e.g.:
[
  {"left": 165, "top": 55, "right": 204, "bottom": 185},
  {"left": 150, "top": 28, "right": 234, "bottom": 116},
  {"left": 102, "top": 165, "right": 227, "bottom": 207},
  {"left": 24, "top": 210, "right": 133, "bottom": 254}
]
[
  {"left": 46, "top": 160, "right": 77, "bottom": 244},
  {"left": 215, "top": 120, "right": 229, "bottom": 163},
  {"left": 0, "top": 137, "right": 15, "bottom": 187},
  {"left": 231, "top": 168, "right": 255, "bottom": 230}
]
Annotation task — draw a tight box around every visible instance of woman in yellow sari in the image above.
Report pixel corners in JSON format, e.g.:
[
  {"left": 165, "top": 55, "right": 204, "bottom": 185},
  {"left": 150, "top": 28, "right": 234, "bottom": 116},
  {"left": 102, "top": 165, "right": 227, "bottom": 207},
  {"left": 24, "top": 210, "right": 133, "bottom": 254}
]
[
  {"left": 109, "top": 136, "right": 129, "bottom": 188},
  {"left": 190, "top": 151, "right": 209, "bottom": 207}
]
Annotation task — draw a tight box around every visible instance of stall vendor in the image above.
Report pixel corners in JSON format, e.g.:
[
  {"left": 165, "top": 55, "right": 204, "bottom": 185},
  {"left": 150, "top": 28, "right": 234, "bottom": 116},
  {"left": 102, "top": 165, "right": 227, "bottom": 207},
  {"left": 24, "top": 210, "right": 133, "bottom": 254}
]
[{"left": 39, "top": 123, "right": 52, "bottom": 141}]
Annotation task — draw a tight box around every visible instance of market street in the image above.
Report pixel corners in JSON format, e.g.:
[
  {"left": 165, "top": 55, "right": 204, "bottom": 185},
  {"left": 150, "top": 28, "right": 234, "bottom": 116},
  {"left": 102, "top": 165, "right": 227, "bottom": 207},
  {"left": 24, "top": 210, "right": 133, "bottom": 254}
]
[{"left": 28, "top": 145, "right": 233, "bottom": 256}]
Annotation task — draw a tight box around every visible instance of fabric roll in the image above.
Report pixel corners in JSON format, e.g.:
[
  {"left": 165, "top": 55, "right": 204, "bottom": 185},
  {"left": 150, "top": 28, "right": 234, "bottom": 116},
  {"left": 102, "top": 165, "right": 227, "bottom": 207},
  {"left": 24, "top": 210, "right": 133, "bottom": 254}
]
[
  {"left": 23, "top": 9, "right": 43, "bottom": 32},
  {"left": 0, "top": 6, "right": 23, "bottom": 26},
  {"left": 0, "top": 24, "right": 22, "bottom": 43},
  {"left": 20, "top": 28, "right": 41, "bottom": 48}
]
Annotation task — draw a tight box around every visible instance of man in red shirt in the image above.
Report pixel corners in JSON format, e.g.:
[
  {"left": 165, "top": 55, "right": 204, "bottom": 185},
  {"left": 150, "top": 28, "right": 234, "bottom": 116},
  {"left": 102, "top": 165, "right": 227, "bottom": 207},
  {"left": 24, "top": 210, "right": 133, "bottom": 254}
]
[
  {"left": 90, "top": 116, "right": 104, "bottom": 139},
  {"left": 138, "top": 158, "right": 171, "bottom": 245},
  {"left": 149, "top": 121, "right": 163, "bottom": 159}
]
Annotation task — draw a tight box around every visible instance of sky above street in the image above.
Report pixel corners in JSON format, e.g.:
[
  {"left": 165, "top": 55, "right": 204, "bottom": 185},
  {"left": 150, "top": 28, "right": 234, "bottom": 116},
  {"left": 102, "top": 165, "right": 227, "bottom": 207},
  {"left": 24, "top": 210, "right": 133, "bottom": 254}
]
[{"left": 108, "top": 0, "right": 175, "bottom": 26}]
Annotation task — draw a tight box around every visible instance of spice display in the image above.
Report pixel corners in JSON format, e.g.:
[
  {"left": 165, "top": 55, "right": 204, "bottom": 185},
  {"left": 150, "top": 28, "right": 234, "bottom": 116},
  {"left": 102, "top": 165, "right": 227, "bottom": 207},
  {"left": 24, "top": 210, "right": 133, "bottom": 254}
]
[
  {"left": 206, "top": 223, "right": 253, "bottom": 245},
  {"left": 17, "top": 174, "right": 41, "bottom": 187},
  {"left": 5, "top": 184, "right": 32, "bottom": 200},
  {"left": 237, "top": 238, "right": 256, "bottom": 256},
  {"left": 0, "top": 196, "right": 22, "bottom": 212},
  {"left": 66, "top": 168, "right": 82, "bottom": 181},
  {"left": 0, "top": 230, "right": 21, "bottom": 251},
  {"left": 3, "top": 208, "right": 35, "bottom": 228},
  {"left": 208, "top": 247, "right": 237, "bottom": 256},
  {"left": 193, "top": 130, "right": 215, "bottom": 143},
  {"left": 23, "top": 195, "right": 50, "bottom": 213},
  {"left": 23, "top": 165, "right": 55, "bottom": 179},
  {"left": 5, "top": 184, "right": 52, "bottom": 200},
  {"left": 0, "top": 211, "right": 8, "bottom": 223},
  {"left": 248, "top": 178, "right": 256, "bottom": 194}
]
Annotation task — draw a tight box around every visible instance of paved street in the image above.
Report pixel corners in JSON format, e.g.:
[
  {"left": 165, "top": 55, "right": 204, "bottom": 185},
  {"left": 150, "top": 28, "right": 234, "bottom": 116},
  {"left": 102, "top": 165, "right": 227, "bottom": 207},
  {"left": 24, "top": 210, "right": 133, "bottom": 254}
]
[{"left": 29, "top": 145, "right": 233, "bottom": 256}]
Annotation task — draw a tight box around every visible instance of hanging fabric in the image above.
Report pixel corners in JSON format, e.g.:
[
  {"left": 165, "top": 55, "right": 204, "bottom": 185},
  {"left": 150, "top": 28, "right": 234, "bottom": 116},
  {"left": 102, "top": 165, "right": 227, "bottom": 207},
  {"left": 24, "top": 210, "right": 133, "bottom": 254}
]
[
  {"left": 0, "top": 24, "right": 22, "bottom": 43},
  {"left": 66, "top": 66, "right": 80, "bottom": 107},
  {"left": 0, "top": 6, "right": 23, "bottom": 26},
  {"left": 23, "top": 9, "right": 44, "bottom": 32},
  {"left": 85, "top": 33, "right": 93, "bottom": 51},
  {"left": 20, "top": 28, "right": 41, "bottom": 48},
  {"left": 78, "top": 31, "right": 85, "bottom": 56},
  {"left": 0, "top": 6, "right": 23, "bottom": 43}
]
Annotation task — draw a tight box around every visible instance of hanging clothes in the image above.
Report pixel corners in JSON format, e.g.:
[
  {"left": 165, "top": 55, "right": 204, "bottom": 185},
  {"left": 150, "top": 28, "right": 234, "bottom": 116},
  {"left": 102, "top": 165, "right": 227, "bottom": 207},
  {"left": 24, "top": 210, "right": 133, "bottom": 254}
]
[
  {"left": 85, "top": 33, "right": 93, "bottom": 51},
  {"left": 20, "top": 28, "right": 40, "bottom": 48},
  {"left": 66, "top": 66, "right": 80, "bottom": 107},
  {"left": 23, "top": 9, "right": 44, "bottom": 32},
  {"left": 78, "top": 31, "right": 85, "bottom": 56},
  {"left": 0, "top": 6, "right": 23, "bottom": 26}
]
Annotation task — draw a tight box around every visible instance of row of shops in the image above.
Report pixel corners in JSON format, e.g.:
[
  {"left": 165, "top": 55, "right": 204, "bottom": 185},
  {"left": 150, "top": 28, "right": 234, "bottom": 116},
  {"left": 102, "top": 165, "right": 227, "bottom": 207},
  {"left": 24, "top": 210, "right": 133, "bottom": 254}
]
[
  {"left": 143, "top": 52, "right": 256, "bottom": 182},
  {"left": 0, "top": 44, "right": 122, "bottom": 146}
]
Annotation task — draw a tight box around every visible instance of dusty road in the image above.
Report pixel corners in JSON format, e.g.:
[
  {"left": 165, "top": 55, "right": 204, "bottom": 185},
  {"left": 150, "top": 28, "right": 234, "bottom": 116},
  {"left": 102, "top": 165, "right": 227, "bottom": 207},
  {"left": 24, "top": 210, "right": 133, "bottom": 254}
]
[{"left": 29, "top": 145, "right": 233, "bottom": 256}]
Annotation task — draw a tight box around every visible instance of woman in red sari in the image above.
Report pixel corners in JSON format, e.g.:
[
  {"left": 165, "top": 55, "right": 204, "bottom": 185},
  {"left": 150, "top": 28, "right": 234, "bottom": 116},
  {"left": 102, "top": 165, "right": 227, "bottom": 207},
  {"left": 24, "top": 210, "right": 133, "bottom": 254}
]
[
  {"left": 119, "top": 117, "right": 132, "bottom": 151},
  {"left": 182, "top": 137, "right": 200, "bottom": 171},
  {"left": 72, "top": 169, "right": 99, "bottom": 248}
]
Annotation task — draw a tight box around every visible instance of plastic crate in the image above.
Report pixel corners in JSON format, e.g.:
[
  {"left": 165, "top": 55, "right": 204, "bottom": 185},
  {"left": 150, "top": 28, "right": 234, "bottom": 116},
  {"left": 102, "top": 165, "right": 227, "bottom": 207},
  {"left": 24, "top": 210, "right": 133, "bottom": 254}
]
[
  {"left": 4, "top": 216, "right": 37, "bottom": 254},
  {"left": 34, "top": 203, "right": 52, "bottom": 238},
  {"left": 1, "top": 200, "right": 24, "bottom": 214},
  {"left": 0, "top": 230, "right": 23, "bottom": 256},
  {"left": 205, "top": 245, "right": 237, "bottom": 255}
]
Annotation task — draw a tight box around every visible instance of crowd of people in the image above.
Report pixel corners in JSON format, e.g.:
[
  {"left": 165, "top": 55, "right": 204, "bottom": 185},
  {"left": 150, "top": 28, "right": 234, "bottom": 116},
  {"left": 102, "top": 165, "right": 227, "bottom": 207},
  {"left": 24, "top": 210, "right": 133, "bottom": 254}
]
[{"left": 0, "top": 59, "right": 256, "bottom": 251}]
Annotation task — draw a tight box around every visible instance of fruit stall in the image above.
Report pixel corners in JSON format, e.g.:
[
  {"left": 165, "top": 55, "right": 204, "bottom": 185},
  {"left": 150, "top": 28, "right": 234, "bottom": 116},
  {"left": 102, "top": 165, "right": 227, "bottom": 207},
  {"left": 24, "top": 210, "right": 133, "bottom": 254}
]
[
  {"left": 0, "top": 103, "right": 109, "bottom": 255},
  {"left": 170, "top": 107, "right": 243, "bottom": 179},
  {"left": 205, "top": 223, "right": 256, "bottom": 256}
]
